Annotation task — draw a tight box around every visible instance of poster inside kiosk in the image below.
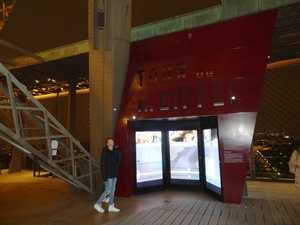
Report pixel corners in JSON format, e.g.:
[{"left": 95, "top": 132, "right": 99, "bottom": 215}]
[{"left": 51, "top": 140, "right": 58, "bottom": 156}]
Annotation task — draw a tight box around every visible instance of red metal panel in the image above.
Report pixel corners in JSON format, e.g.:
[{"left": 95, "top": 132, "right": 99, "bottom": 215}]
[{"left": 114, "top": 11, "right": 277, "bottom": 203}]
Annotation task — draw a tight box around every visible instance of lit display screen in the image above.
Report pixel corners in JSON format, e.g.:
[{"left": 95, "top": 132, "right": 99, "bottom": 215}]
[
  {"left": 203, "top": 129, "right": 222, "bottom": 191},
  {"left": 168, "top": 130, "right": 200, "bottom": 180},
  {"left": 135, "top": 131, "right": 163, "bottom": 184}
]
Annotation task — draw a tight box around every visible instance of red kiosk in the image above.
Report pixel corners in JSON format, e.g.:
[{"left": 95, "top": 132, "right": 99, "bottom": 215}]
[{"left": 114, "top": 11, "right": 277, "bottom": 204}]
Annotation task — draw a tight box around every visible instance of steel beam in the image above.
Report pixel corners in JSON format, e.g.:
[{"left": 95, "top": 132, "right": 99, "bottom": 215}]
[{"left": 131, "top": 0, "right": 300, "bottom": 42}]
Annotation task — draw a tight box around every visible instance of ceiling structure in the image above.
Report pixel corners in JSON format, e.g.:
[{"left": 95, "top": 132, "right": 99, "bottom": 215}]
[
  {"left": 132, "top": 0, "right": 220, "bottom": 27},
  {"left": 0, "top": 0, "right": 88, "bottom": 53},
  {"left": 0, "top": 1, "right": 299, "bottom": 96},
  {"left": 0, "top": 0, "right": 220, "bottom": 55}
]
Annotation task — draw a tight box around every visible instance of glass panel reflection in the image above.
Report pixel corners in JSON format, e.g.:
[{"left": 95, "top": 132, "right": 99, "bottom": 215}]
[
  {"left": 169, "top": 130, "right": 200, "bottom": 180},
  {"left": 203, "top": 129, "right": 222, "bottom": 190},
  {"left": 135, "top": 131, "right": 163, "bottom": 184}
]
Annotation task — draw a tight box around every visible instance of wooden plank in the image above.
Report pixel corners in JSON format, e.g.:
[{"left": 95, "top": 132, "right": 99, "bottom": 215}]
[
  {"left": 150, "top": 202, "right": 184, "bottom": 225},
  {"left": 138, "top": 207, "right": 166, "bottom": 225},
  {"left": 208, "top": 202, "right": 222, "bottom": 225},
  {"left": 114, "top": 208, "right": 158, "bottom": 225},
  {"left": 236, "top": 204, "right": 247, "bottom": 225},
  {"left": 281, "top": 200, "right": 300, "bottom": 225},
  {"left": 171, "top": 201, "right": 197, "bottom": 225},
  {"left": 267, "top": 200, "right": 285, "bottom": 225},
  {"left": 288, "top": 201, "right": 300, "bottom": 225},
  {"left": 225, "top": 205, "right": 239, "bottom": 225},
  {"left": 140, "top": 202, "right": 183, "bottom": 225},
  {"left": 244, "top": 199, "right": 256, "bottom": 225},
  {"left": 189, "top": 201, "right": 210, "bottom": 225},
  {"left": 252, "top": 199, "right": 265, "bottom": 225},
  {"left": 179, "top": 200, "right": 206, "bottom": 225},
  {"left": 261, "top": 200, "right": 276, "bottom": 225},
  {"left": 290, "top": 201, "right": 300, "bottom": 215},
  {"left": 217, "top": 203, "right": 230, "bottom": 225},
  {"left": 198, "top": 201, "right": 217, "bottom": 225},
  {"left": 154, "top": 201, "right": 191, "bottom": 225},
  {"left": 105, "top": 199, "right": 300, "bottom": 225},
  {"left": 140, "top": 208, "right": 167, "bottom": 225},
  {"left": 153, "top": 204, "right": 179, "bottom": 225},
  {"left": 274, "top": 200, "right": 295, "bottom": 225}
]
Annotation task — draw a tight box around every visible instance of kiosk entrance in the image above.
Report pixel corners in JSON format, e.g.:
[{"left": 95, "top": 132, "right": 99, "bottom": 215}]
[{"left": 133, "top": 117, "right": 222, "bottom": 196}]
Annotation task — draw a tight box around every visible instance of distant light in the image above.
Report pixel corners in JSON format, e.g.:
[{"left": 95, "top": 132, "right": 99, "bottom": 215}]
[
  {"left": 231, "top": 96, "right": 236, "bottom": 100},
  {"left": 47, "top": 78, "right": 51, "bottom": 82},
  {"left": 52, "top": 79, "right": 56, "bottom": 83},
  {"left": 113, "top": 107, "right": 118, "bottom": 112},
  {"left": 132, "top": 115, "right": 137, "bottom": 120},
  {"left": 268, "top": 55, "right": 271, "bottom": 59},
  {"left": 35, "top": 80, "right": 39, "bottom": 84}
]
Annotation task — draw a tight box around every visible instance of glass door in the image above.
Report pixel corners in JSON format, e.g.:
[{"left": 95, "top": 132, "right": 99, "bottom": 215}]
[
  {"left": 168, "top": 130, "right": 200, "bottom": 184},
  {"left": 203, "top": 128, "right": 222, "bottom": 194},
  {"left": 135, "top": 131, "right": 164, "bottom": 188}
]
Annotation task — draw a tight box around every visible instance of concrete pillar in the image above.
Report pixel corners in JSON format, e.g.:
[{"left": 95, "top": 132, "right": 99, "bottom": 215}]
[
  {"left": 89, "top": 0, "right": 131, "bottom": 158},
  {"left": 68, "top": 79, "right": 77, "bottom": 135}
]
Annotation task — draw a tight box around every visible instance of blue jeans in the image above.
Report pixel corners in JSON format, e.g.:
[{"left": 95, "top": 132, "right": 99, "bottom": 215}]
[{"left": 96, "top": 177, "right": 117, "bottom": 206}]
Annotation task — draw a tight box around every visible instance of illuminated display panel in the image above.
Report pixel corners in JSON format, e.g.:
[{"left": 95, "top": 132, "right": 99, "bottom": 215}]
[
  {"left": 203, "top": 128, "right": 222, "bottom": 193},
  {"left": 168, "top": 130, "right": 200, "bottom": 180},
  {"left": 135, "top": 131, "right": 163, "bottom": 186}
]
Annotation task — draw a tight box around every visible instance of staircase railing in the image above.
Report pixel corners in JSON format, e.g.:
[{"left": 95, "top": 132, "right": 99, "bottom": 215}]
[{"left": 0, "top": 63, "right": 100, "bottom": 193}]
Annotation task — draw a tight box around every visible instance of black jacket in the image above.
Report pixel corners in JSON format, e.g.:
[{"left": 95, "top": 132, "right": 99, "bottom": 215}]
[{"left": 101, "top": 147, "right": 121, "bottom": 180}]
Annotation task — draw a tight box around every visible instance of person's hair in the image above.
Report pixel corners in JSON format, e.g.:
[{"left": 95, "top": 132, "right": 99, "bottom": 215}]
[{"left": 105, "top": 137, "right": 114, "bottom": 145}]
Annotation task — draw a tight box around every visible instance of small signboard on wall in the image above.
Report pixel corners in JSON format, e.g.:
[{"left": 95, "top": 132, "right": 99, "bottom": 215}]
[
  {"left": 51, "top": 140, "right": 58, "bottom": 156},
  {"left": 97, "top": 10, "right": 105, "bottom": 30}
]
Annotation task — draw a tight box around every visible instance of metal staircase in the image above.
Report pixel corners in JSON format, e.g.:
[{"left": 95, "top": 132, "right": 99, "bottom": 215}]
[{"left": 0, "top": 63, "right": 100, "bottom": 193}]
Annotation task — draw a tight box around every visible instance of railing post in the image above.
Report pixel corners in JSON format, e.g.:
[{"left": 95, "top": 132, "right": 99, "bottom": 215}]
[
  {"left": 69, "top": 138, "right": 76, "bottom": 176},
  {"left": 89, "top": 158, "right": 93, "bottom": 193},
  {"left": 6, "top": 75, "right": 20, "bottom": 137},
  {"left": 44, "top": 111, "right": 52, "bottom": 161}
]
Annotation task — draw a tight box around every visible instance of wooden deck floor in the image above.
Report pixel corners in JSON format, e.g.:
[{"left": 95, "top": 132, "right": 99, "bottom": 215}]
[{"left": 105, "top": 199, "right": 300, "bottom": 225}]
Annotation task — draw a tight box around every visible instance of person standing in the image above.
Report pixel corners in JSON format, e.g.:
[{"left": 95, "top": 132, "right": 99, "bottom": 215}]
[
  {"left": 94, "top": 138, "right": 121, "bottom": 213},
  {"left": 289, "top": 147, "right": 300, "bottom": 189}
]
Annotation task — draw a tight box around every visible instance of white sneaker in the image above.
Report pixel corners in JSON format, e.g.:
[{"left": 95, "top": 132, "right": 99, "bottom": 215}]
[
  {"left": 108, "top": 204, "right": 120, "bottom": 212},
  {"left": 103, "top": 197, "right": 109, "bottom": 203},
  {"left": 94, "top": 204, "right": 105, "bottom": 213}
]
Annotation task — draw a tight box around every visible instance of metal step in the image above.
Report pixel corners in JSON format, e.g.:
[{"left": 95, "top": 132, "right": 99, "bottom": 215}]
[{"left": 0, "top": 63, "right": 100, "bottom": 193}]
